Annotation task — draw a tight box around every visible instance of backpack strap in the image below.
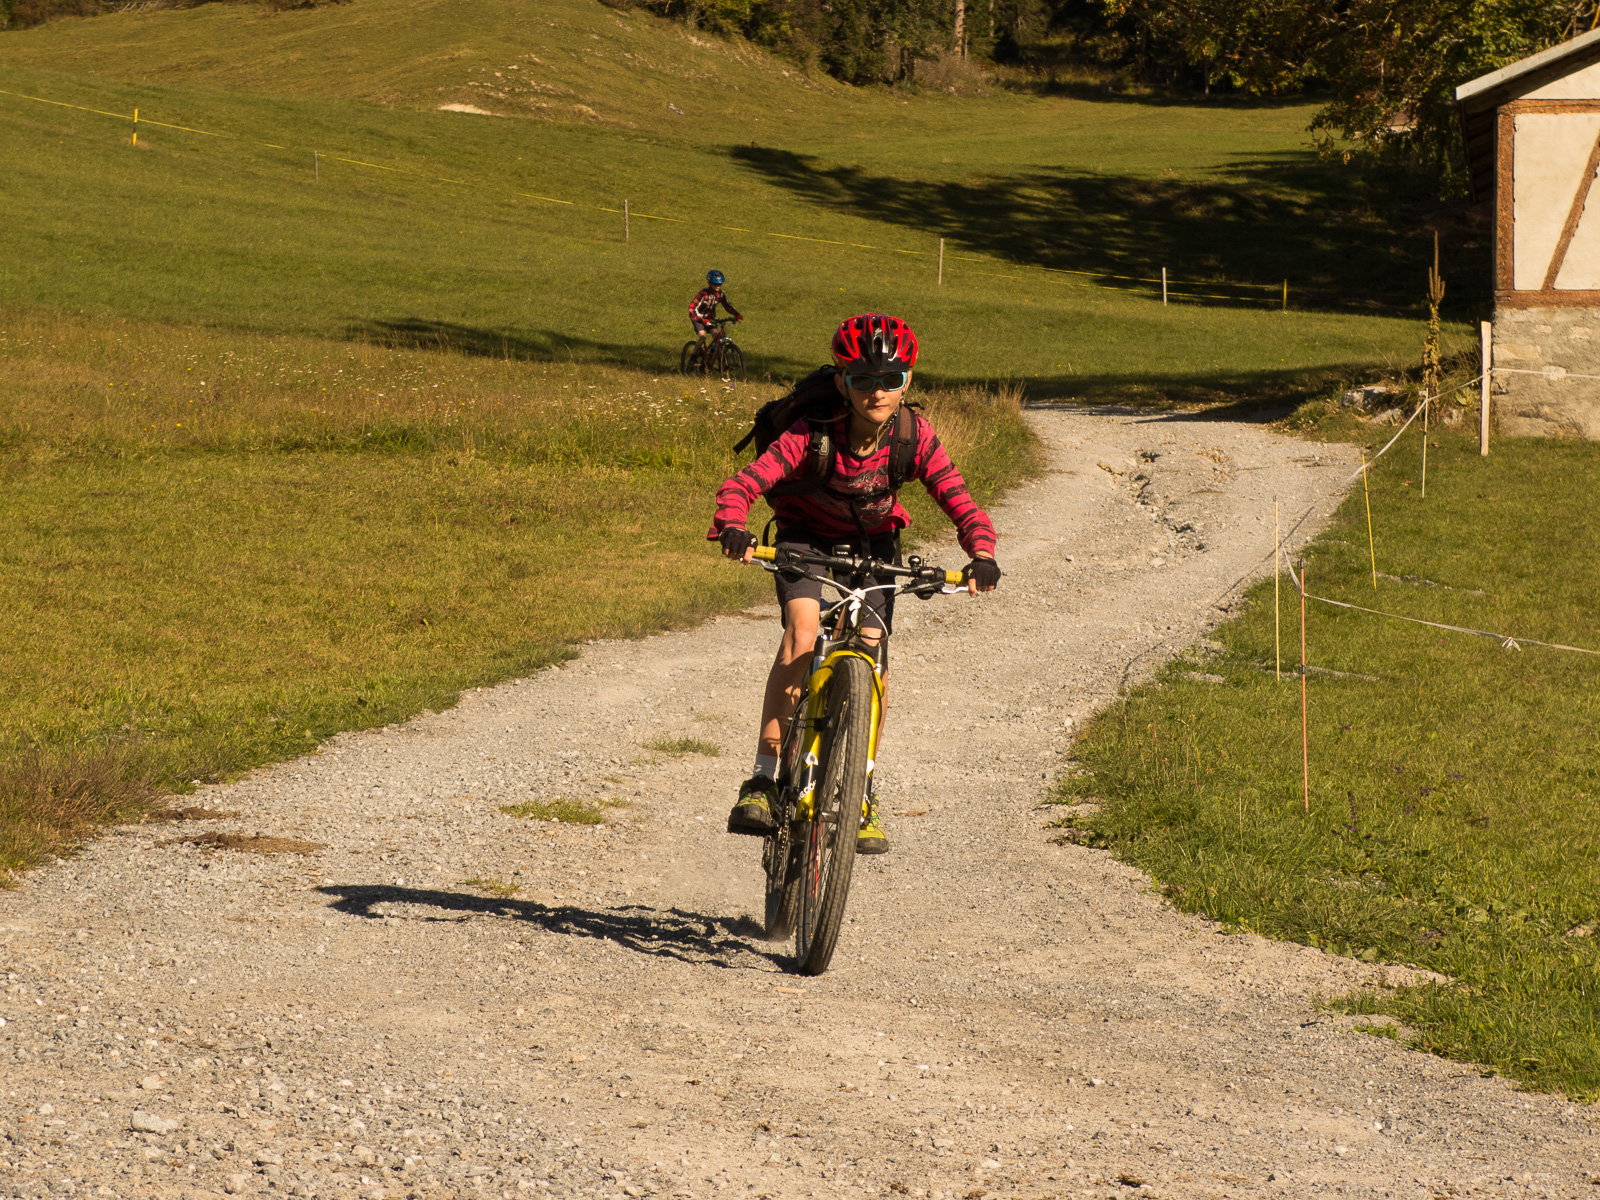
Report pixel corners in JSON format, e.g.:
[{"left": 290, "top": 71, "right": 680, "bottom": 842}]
[
  {"left": 766, "top": 419, "right": 836, "bottom": 498},
  {"left": 886, "top": 403, "right": 921, "bottom": 492}
]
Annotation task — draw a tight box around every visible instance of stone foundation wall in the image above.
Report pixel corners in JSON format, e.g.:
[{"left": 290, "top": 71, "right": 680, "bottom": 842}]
[{"left": 1492, "top": 307, "right": 1600, "bottom": 438}]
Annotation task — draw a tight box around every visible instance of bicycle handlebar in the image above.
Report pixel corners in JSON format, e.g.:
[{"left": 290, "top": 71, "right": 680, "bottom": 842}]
[{"left": 752, "top": 544, "right": 964, "bottom": 587}]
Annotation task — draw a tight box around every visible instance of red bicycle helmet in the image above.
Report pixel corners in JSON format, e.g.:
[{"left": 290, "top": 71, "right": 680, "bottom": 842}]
[{"left": 831, "top": 313, "right": 918, "bottom": 372}]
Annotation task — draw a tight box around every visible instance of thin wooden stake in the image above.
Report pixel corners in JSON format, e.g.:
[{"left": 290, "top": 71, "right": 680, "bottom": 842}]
[
  {"left": 938, "top": 237, "right": 945, "bottom": 286},
  {"left": 314, "top": 150, "right": 319, "bottom": 182},
  {"left": 1273, "top": 497, "right": 1281, "bottom": 681},
  {"left": 1361, "top": 451, "right": 1377, "bottom": 589},
  {"left": 624, "top": 199, "right": 630, "bottom": 243},
  {"left": 1421, "top": 394, "right": 1429, "bottom": 499},
  {"left": 1299, "top": 559, "right": 1309, "bottom": 814},
  {"left": 1282, "top": 279, "right": 1288, "bottom": 311},
  {"left": 1162, "top": 267, "right": 1168, "bottom": 306},
  {"left": 132, "top": 107, "right": 138, "bottom": 148},
  {"left": 1480, "top": 319, "right": 1492, "bottom": 456}
]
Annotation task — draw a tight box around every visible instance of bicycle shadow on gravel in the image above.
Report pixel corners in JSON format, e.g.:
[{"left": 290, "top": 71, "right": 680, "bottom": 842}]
[{"left": 318, "top": 884, "right": 785, "bottom": 971}]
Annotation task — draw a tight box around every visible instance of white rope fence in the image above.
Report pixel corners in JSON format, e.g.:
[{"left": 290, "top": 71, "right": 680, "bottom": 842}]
[{"left": 1278, "top": 542, "right": 1600, "bottom": 658}]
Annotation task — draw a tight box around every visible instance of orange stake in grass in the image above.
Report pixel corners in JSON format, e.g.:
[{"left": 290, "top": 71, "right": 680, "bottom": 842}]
[{"left": 1299, "top": 559, "right": 1309, "bottom": 814}]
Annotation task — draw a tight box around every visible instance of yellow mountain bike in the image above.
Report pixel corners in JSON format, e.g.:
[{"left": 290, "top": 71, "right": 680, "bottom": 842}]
[{"left": 750, "top": 543, "right": 965, "bottom": 975}]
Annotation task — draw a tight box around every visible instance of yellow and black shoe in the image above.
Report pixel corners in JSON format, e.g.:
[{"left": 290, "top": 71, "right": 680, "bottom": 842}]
[
  {"left": 857, "top": 783, "right": 889, "bottom": 855},
  {"left": 728, "top": 775, "right": 778, "bottom": 836}
]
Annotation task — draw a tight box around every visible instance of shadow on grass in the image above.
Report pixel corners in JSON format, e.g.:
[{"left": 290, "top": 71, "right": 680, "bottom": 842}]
[
  {"left": 342, "top": 318, "right": 1382, "bottom": 411},
  {"left": 1015, "top": 361, "right": 1385, "bottom": 409},
  {"left": 343, "top": 318, "right": 819, "bottom": 380},
  {"left": 727, "top": 146, "right": 1490, "bottom": 315},
  {"left": 319, "top": 883, "right": 789, "bottom": 971}
]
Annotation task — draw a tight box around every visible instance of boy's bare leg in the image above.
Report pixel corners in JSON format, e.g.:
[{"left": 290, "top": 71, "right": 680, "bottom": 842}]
[
  {"left": 757, "top": 598, "right": 820, "bottom": 759},
  {"left": 757, "top": 611, "right": 890, "bottom": 761}
]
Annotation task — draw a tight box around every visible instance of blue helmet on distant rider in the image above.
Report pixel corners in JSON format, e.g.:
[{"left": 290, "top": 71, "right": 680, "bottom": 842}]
[{"left": 707, "top": 269, "right": 725, "bottom": 287}]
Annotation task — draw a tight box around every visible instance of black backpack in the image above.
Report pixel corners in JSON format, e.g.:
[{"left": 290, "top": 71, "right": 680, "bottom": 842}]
[{"left": 732, "top": 366, "right": 919, "bottom": 500}]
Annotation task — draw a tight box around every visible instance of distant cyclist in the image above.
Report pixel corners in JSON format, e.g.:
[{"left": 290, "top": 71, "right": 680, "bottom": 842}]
[
  {"left": 690, "top": 270, "right": 742, "bottom": 347},
  {"left": 708, "top": 312, "right": 1001, "bottom": 855}
]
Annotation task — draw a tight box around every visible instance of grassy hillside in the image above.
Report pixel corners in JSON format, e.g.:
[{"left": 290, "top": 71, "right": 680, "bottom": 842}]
[{"left": 0, "top": 0, "right": 1474, "bottom": 402}]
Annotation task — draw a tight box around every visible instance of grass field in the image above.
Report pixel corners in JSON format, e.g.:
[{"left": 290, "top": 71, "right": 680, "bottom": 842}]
[
  {"left": 0, "top": 304, "right": 1037, "bottom": 878},
  {"left": 1053, "top": 418, "right": 1600, "bottom": 1097}
]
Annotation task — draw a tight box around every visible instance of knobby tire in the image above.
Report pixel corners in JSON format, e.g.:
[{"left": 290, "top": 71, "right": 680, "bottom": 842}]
[
  {"left": 722, "top": 343, "right": 746, "bottom": 382},
  {"left": 794, "top": 654, "right": 870, "bottom": 976},
  {"left": 680, "top": 341, "right": 704, "bottom": 375}
]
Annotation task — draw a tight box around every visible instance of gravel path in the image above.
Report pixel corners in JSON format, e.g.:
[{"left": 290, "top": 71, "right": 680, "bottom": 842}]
[{"left": 3, "top": 408, "right": 1595, "bottom": 1200}]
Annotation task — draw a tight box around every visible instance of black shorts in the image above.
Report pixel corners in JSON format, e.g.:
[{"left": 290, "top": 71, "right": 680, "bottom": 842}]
[{"left": 772, "top": 528, "right": 901, "bottom": 636}]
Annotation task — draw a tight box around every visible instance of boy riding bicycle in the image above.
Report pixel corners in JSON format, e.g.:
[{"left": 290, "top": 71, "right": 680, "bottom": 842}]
[
  {"left": 690, "top": 270, "right": 742, "bottom": 346},
  {"left": 708, "top": 313, "right": 1001, "bottom": 855}
]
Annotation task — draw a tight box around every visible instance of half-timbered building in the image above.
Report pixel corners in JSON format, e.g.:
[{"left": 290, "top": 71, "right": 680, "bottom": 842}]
[{"left": 1458, "top": 30, "right": 1600, "bottom": 436}]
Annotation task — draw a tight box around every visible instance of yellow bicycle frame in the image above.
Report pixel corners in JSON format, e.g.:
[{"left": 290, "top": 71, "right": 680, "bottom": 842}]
[
  {"left": 792, "top": 644, "right": 884, "bottom": 822},
  {"left": 749, "top": 543, "right": 948, "bottom": 825}
]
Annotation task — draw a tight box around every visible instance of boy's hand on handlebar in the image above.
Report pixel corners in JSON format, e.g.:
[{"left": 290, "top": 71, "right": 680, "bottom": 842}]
[
  {"left": 965, "top": 555, "right": 1001, "bottom": 595},
  {"left": 720, "top": 527, "right": 758, "bottom": 564}
]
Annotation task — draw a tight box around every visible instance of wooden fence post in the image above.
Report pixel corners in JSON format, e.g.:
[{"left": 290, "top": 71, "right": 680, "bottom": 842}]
[
  {"left": 1480, "top": 319, "right": 1492, "bottom": 456},
  {"left": 1299, "top": 560, "right": 1309, "bottom": 813}
]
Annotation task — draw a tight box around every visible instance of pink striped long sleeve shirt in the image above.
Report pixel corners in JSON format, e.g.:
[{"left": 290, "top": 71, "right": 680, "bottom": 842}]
[{"left": 708, "top": 411, "right": 997, "bottom": 559}]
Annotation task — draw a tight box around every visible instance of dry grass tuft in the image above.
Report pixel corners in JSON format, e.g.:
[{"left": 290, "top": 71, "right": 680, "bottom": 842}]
[
  {"left": 644, "top": 736, "right": 722, "bottom": 757},
  {"left": 139, "top": 806, "right": 239, "bottom": 822},
  {"left": 498, "top": 799, "right": 608, "bottom": 825},
  {"left": 0, "top": 748, "right": 158, "bottom": 885},
  {"left": 461, "top": 876, "right": 522, "bottom": 897}
]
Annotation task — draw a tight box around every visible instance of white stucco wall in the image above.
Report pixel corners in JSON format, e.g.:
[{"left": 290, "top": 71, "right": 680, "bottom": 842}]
[
  {"left": 1512, "top": 113, "right": 1600, "bottom": 289},
  {"left": 1525, "top": 59, "right": 1600, "bottom": 99}
]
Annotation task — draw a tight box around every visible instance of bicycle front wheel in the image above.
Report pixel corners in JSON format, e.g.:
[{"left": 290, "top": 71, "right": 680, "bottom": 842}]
[
  {"left": 762, "top": 821, "right": 801, "bottom": 942},
  {"left": 721, "top": 342, "right": 746, "bottom": 382},
  {"left": 680, "top": 341, "right": 704, "bottom": 375},
  {"left": 794, "top": 654, "right": 871, "bottom": 976}
]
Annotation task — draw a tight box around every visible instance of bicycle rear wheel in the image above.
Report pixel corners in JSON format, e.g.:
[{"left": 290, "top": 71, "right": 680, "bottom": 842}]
[
  {"left": 794, "top": 654, "right": 871, "bottom": 976},
  {"left": 680, "top": 341, "right": 704, "bottom": 375},
  {"left": 721, "top": 342, "right": 746, "bottom": 382}
]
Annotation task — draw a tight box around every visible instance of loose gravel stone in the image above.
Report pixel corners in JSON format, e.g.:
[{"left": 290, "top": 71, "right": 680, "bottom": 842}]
[{"left": 1, "top": 411, "right": 1596, "bottom": 1199}]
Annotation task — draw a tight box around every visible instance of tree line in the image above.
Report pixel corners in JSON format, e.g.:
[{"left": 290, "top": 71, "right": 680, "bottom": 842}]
[{"left": 635, "top": 0, "right": 1594, "bottom": 187}]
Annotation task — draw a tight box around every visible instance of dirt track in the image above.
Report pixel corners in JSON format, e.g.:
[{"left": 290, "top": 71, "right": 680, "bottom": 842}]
[{"left": 3, "top": 408, "right": 1595, "bottom": 1200}]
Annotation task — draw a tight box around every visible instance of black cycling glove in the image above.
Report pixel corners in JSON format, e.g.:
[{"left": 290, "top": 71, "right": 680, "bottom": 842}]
[
  {"left": 965, "top": 557, "right": 1002, "bottom": 590},
  {"left": 720, "top": 527, "right": 759, "bottom": 559}
]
